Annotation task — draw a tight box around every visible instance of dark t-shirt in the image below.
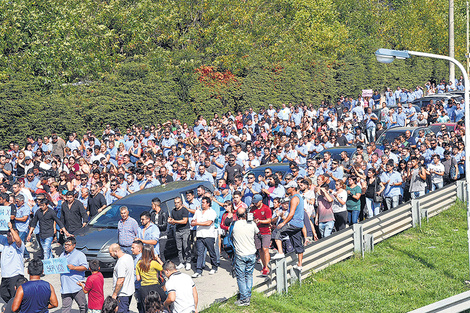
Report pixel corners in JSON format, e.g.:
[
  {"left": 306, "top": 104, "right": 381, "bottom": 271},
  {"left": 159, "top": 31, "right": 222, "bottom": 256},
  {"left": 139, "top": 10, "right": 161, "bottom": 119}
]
[
  {"left": 225, "top": 164, "right": 243, "bottom": 184},
  {"left": 171, "top": 207, "right": 189, "bottom": 231},
  {"left": 87, "top": 193, "right": 107, "bottom": 218}
]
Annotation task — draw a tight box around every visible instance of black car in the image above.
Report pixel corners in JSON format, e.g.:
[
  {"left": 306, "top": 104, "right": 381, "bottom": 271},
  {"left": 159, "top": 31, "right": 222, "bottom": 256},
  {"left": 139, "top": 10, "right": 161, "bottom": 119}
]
[
  {"left": 245, "top": 163, "right": 299, "bottom": 182},
  {"left": 375, "top": 126, "right": 434, "bottom": 149},
  {"left": 314, "top": 146, "right": 357, "bottom": 162},
  {"left": 74, "top": 180, "right": 214, "bottom": 270}
]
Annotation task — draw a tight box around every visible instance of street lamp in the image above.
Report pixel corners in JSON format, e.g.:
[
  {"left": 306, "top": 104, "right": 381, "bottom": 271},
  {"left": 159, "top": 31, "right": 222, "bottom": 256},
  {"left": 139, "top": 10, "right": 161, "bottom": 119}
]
[{"left": 375, "top": 48, "right": 470, "bottom": 279}]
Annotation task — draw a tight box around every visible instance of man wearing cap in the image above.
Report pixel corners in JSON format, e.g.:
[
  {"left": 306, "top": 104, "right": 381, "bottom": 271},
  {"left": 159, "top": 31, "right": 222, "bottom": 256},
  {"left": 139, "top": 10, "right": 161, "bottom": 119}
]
[
  {"left": 276, "top": 181, "right": 305, "bottom": 271},
  {"left": 60, "top": 191, "right": 88, "bottom": 239},
  {"left": 250, "top": 194, "right": 272, "bottom": 276}
]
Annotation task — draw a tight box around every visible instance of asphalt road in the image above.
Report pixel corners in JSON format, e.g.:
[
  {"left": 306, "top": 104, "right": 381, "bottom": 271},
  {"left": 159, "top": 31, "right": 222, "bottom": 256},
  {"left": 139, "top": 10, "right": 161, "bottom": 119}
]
[{"left": 0, "top": 242, "right": 271, "bottom": 312}]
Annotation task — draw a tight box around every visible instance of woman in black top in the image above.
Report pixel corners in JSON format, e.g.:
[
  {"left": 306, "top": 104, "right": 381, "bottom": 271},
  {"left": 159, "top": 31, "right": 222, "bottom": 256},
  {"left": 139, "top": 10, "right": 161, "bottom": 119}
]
[{"left": 364, "top": 168, "right": 381, "bottom": 219}]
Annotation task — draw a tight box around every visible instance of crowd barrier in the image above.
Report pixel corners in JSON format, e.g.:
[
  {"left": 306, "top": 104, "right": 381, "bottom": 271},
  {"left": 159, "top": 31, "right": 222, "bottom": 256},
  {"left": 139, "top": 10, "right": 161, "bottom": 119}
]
[{"left": 252, "top": 180, "right": 463, "bottom": 297}]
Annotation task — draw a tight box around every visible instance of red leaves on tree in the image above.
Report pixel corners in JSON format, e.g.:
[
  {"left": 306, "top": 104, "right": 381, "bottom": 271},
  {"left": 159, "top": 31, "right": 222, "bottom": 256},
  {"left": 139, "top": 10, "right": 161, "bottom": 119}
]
[{"left": 195, "top": 66, "right": 237, "bottom": 88}]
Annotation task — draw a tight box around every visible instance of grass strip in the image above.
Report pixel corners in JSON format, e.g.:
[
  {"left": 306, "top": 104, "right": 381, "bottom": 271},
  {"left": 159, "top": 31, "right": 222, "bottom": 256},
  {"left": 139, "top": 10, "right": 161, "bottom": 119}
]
[{"left": 204, "top": 201, "right": 470, "bottom": 313}]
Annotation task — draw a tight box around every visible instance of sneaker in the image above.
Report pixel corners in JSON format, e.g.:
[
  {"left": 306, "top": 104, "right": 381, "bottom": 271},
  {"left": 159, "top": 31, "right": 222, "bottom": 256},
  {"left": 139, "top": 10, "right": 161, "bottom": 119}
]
[
  {"left": 185, "top": 263, "right": 191, "bottom": 271},
  {"left": 176, "top": 263, "right": 184, "bottom": 270},
  {"left": 293, "top": 264, "right": 303, "bottom": 272},
  {"left": 272, "top": 253, "right": 285, "bottom": 260},
  {"left": 191, "top": 272, "right": 202, "bottom": 278},
  {"left": 234, "top": 300, "right": 250, "bottom": 307},
  {"left": 209, "top": 269, "right": 217, "bottom": 275},
  {"left": 261, "top": 267, "right": 270, "bottom": 277}
]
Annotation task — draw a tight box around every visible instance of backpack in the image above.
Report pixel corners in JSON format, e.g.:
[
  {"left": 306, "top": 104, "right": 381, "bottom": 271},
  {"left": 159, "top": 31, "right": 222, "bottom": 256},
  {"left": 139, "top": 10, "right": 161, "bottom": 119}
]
[{"left": 222, "top": 221, "right": 236, "bottom": 256}]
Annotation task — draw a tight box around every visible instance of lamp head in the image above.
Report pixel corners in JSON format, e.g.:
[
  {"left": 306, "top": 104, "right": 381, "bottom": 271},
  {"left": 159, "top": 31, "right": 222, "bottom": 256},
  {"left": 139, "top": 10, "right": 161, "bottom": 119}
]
[{"left": 375, "top": 48, "right": 410, "bottom": 63}]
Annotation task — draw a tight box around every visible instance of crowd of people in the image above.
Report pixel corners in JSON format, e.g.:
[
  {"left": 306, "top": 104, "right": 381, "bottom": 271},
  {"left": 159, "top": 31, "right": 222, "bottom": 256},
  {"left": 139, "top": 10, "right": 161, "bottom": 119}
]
[{"left": 0, "top": 81, "right": 466, "bottom": 311}]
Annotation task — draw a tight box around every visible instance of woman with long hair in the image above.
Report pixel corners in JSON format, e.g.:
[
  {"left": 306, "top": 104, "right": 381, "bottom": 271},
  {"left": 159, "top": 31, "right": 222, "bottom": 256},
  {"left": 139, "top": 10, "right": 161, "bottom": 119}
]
[{"left": 136, "top": 244, "right": 166, "bottom": 311}]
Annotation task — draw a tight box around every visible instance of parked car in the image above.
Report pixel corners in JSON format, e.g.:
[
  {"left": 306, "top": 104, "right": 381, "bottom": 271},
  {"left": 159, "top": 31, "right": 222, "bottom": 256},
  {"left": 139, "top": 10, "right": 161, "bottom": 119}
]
[
  {"left": 428, "top": 123, "right": 458, "bottom": 135},
  {"left": 74, "top": 180, "right": 214, "bottom": 270},
  {"left": 375, "top": 126, "right": 434, "bottom": 149},
  {"left": 314, "top": 146, "right": 357, "bottom": 161},
  {"left": 245, "top": 163, "right": 301, "bottom": 182},
  {"left": 412, "top": 93, "right": 462, "bottom": 108}
]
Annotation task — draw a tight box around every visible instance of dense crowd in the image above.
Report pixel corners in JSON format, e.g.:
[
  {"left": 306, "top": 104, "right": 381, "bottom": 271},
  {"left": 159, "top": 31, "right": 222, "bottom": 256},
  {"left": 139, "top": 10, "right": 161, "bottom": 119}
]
[{"left": 0, "top": 81, "right": 466, "bottom": 312}]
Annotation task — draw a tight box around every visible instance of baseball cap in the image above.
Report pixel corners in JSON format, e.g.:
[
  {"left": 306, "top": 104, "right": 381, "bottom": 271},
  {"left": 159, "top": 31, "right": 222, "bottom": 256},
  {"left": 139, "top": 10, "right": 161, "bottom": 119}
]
[
  {"left": 285, "top": 181, "right": 298, "bottom": 189},
  {"left": 281, "top": 196, "right": 290, "bottom": 204},
  {"left": 252, "top": 194, "right": 263, "bottom": 204}
]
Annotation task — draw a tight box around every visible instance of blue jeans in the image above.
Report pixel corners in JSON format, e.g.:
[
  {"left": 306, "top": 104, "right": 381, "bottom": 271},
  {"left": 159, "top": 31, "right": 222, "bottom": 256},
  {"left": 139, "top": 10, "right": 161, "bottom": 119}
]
[
  {"left": 366, "top": 126, "right": 376, "bottom": 142},
  {"left": 432, "top": 181, "right": 443, "bottom": 191},
  {"left": 18, "top": 231, "right": 29, "bottom": 258},
  {"left": 365, "top": 198, "right": 380, "bottom": 218},
  {"left": 40, "top": 237, "right": 54, "bottom": 259},
  {"left": 234, "top": 254, "right": 256, "bottom": 302},
  {"left": 319, "top": 221, "right": 334, "bottom": 238},
  {"left": 348, "top": 210, "right": 360, "bottom": 225}
]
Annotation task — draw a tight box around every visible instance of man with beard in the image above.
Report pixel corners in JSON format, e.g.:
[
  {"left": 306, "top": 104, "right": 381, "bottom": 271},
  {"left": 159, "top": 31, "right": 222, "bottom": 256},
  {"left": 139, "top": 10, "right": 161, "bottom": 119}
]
[
  {"left": 136, "top": 211, "right": 161, "bottom": 257},
  {"left": 87, "top": 184, "right": 107, "bottom": 220}
]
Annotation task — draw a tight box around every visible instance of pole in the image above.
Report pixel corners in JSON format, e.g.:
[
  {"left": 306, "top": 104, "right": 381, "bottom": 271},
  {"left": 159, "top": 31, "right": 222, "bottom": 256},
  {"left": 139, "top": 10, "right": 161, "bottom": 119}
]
[
  {"left": 450, "top": 0, "right": 455, "bottom": 84},
  {"left": 408, "top": 50, "right": 470, "bottom": 280},
  {"left": 467, "top": 1, "right": 469, "bottom": 76}
]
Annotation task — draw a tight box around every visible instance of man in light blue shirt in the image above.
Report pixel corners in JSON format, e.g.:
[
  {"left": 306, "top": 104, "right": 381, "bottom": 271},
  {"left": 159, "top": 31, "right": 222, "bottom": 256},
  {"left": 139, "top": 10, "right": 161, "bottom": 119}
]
[
  {"left": 396, "top": 107, "right": 407, "bottom": 127},
  {"left": 137, "top": 211, "right": 160, "bottom": 256},
  {"left": 105, "top": 179, "right": 127, "bottom": 205},
  {"left": 405, "top": 103, "right": 417, "bottom": 125},
  {"left": 0, "top": 222, "right": 25, "bottom": 303},
  {"left": 380, "top": 161, "right": 403, "bottom": 211},
  {"left": 195, "top": 165, "right": 214, "bottom": 185},
  {"left": 24, "top": 170, "right": 39, "bottom": 193},
  {"left": 14, "top": 194, "right": 30, "bottom": 258},
  {"left": 60, "top": 237, "right": 88, "bottom": 313}
]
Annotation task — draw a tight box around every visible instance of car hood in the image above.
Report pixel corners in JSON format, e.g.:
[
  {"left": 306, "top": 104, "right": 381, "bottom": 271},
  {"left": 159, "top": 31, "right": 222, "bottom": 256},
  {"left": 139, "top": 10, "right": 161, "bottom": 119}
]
[{"left": 74, "top": 226, "right": 117, "bottom": 251}]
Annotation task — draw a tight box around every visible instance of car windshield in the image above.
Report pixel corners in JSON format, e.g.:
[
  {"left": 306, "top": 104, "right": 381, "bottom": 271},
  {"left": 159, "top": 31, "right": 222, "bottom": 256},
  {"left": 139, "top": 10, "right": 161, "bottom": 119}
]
[
  {"left": 376, "top": 130, "right": 405, "bottom": 145},
  {"left": 89, "top": 204, "right": 153, "bottom": 228}
]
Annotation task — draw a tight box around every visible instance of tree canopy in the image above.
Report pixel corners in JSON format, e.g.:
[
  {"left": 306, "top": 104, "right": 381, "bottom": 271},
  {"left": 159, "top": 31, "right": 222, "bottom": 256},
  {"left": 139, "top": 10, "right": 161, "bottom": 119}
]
[{"left": 0, "top": 0, "right": 466, "bottom": 146}]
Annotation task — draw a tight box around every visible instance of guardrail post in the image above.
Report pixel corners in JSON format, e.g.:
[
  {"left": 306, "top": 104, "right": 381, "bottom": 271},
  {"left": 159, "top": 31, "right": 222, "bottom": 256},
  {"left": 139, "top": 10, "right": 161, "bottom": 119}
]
[
  {"left": 353, "top": 224, "right": 364, "bottom": 257},
  {"left": 457, "top": 180, "right": 465, "bottom": 201},
  {"left": 364, "top": 234, "right": 374, "bottom": 252},
  {"left": 420, "top": 208, "right": 429, "bottom": 222},
  {"left": 411, "top": 199, "right": 421, "bottom": 228},
  {"left": 275, "top": 258, "right": 288, "bottom": 294}
]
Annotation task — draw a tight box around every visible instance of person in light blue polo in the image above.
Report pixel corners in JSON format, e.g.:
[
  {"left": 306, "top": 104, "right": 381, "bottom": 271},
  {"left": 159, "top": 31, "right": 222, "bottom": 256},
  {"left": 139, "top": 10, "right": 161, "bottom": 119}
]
[
  {"left": 60, "top": 237, "right": 88, "bottom": 313},
  {"left": 136, "top": 211, "right": 161, "bottom": 256},
  {"left": 195, "top": 165, "right": 214, "bottom": 185},
  {"left": 14, "top": 194, "right": 30, "bottom": 259},
  {"left": 105, "top": 179, "right": 127, "bottom": 205},
  {"left": 379, "top": 161, "right": 403, "bottom": 211},
  {"left": 396, "top": 107, "right": 407, "bottom": 127},
  {"left": 0, "top": 222, "right": 25, "bottom": 303}
]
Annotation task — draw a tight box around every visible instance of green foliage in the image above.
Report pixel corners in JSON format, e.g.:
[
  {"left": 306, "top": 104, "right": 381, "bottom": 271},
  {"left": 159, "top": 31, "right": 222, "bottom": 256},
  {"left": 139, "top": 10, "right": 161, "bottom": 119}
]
[{"left": 0, "top": 0, "right": 466, "bottom": 147}]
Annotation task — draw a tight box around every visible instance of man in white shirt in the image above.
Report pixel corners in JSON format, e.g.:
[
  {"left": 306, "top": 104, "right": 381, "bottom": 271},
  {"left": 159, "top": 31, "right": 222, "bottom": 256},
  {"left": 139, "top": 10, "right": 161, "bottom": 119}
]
[
  {"left": 190, "top": 196, "right": 218, "bottom": 278},
  {"left": 232, "top": 207, "right": 259, "bottom": 306},
  {"left": 163, "top": 261, "right": 198, "bottom": 313},
  {"left": 427, "top": 154, "right": 445, "bottom": 191},
  {"left": 109, "top": 243, "right": 135, "bottom": 313}
]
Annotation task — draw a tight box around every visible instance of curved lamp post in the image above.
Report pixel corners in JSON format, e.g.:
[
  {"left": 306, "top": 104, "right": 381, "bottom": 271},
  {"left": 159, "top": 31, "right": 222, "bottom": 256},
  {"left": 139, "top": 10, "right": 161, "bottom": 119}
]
[{"left": 375, "top": 48, "right": 470, "bottom": 279}]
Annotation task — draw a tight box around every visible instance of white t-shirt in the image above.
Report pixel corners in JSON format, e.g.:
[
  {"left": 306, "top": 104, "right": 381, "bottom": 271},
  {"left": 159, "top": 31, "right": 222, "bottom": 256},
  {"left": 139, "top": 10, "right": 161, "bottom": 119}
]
[
  {"left": 165, "top": 272, "right": 196, "bottom": 313},
  {"left": 194, "top": 208, "right": 217, "bottom": 238},
  {"left": 232, "top": 220, "right": 259, "bottom": 256},
  {"left": 113, "top": 253, "right": 135, "bottom": 296},
  {"left": 427, "top": 162, "right": 445, "bottom": 184}
]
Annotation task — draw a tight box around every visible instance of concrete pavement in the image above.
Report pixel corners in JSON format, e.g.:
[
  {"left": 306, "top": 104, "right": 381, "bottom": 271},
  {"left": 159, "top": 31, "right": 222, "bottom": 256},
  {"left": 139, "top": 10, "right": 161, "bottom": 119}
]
[{"left": 0, "top": 242, "right": 271, "bottom": 312}]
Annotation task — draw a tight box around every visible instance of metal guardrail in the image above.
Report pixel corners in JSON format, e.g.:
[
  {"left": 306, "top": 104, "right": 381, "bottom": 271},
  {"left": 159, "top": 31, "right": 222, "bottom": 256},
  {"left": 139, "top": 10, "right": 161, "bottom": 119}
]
[
  {"left": 253, "top": 181, "right": 463, "bottom": 301},
  {"left": 408, "top": 289, "right": 470, "bottom": 313}
]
